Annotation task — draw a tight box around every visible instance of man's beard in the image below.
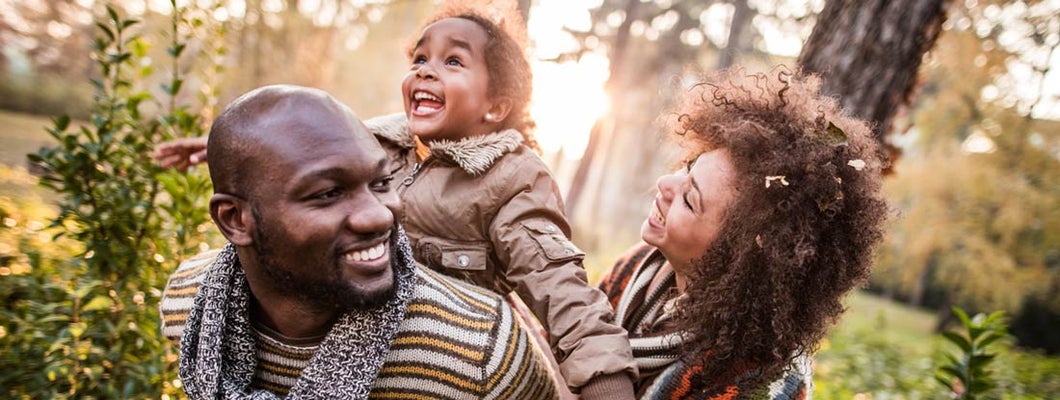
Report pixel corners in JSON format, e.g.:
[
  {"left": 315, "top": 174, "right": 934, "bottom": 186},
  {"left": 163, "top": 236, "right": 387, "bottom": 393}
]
[{"left": 251, "top": 207, "right": 398, "bottom": 311}]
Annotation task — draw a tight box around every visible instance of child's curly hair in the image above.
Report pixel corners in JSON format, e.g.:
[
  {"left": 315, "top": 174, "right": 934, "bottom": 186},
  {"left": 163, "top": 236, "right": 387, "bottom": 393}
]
[
  {"left": 668, "top": 66, "right": 888, "bottom": 390},
  {"left": 410, "top": 1, "right": 538, "bottom": 151}
]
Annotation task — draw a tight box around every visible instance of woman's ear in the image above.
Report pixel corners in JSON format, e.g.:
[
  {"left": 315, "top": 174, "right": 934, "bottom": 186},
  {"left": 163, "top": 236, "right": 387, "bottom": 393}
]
[
  {"left": 484, "top": 98, "right": 513, "bottom": 124},
  {"left": 209, "top": 193, "right": 254, "bottom": 246}
]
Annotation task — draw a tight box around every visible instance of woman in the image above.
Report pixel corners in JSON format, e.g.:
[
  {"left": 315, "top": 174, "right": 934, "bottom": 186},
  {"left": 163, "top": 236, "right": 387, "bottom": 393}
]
[{"left": 599, "top": 67, "right": 888, "bottom": 399}]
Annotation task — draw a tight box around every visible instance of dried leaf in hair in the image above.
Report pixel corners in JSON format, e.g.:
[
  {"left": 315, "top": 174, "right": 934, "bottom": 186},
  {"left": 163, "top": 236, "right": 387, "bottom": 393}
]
[
  {"left": 847, "top": 159, "right": 866, "bottom": 171},
  {"left": 822, "top": 121, "right": 848, "bottom": 146},
  {"left": 765, "top": 175, "right": 789, "bottom": 188}
]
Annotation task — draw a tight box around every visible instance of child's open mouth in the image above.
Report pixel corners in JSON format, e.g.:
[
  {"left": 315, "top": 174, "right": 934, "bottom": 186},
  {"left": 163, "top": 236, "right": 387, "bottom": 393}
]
[{"left": 411, "top": 90, "right": 444, "bottom": 116}]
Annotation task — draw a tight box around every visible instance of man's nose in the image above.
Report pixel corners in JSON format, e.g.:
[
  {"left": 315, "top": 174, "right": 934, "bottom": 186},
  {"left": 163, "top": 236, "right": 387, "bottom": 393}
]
[{"left": 345, "top": 196, "right": 395, "bottom": 234}]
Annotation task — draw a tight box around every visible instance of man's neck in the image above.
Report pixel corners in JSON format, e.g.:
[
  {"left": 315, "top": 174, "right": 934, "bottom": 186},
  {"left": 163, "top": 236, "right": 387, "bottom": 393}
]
[{"left": 249, "top": 295, "right": 338, "bottom": 340}]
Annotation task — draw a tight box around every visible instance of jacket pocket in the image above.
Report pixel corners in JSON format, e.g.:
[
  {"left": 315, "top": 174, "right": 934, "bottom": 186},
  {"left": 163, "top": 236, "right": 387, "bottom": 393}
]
[
  {"left": 522, "top": 221, "right": 584, "bottom": 263},
  {"left": 416, "top": 236, "right": 489, "bottom": 271}
]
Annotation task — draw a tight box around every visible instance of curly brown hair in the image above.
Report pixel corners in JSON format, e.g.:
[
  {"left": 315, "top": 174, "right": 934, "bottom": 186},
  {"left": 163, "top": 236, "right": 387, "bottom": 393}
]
[
  {"left": 410, "top": 1, "right": 539, "bottom": 152},
  {"left": 667, "top": 66, "right": 888, "bottom": 390}
]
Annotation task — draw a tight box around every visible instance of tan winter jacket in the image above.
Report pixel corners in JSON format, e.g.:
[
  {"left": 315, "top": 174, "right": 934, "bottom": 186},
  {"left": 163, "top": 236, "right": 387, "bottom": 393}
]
[{"left": 366, "top": 114, "right": 637, "bottom": 392}]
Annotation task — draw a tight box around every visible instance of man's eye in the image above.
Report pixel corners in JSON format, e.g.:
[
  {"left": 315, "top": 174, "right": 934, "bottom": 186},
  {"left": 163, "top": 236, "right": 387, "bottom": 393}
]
[
  {"left": 316, "top": 188, "right": 343, "bottom": 200},
  {"left": 371, "top": 176, "right": 395, "bottom": 192}
]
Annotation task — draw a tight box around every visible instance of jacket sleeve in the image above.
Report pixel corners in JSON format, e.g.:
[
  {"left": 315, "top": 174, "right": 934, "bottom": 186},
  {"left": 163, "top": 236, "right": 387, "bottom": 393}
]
[{"left": 487, "top": 158, "right": 637, "bottom": 391}]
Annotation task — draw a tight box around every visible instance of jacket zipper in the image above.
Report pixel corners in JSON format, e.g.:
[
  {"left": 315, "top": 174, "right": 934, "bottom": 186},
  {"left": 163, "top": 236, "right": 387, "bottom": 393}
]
[{"left": 401, "top": 161, "right": 425, "bottom": 187}]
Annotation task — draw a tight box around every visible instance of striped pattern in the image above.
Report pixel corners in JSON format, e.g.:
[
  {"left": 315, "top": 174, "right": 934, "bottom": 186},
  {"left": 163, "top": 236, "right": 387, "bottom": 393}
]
[
  {"left": 599, "top": 243, "right": 813, "bottom": 400},
  {"left": 161, "top": 253, "right": 557, "bottom": 399},
  {"left": 610, "top": 247, "right": 683, "bottom": 380}
]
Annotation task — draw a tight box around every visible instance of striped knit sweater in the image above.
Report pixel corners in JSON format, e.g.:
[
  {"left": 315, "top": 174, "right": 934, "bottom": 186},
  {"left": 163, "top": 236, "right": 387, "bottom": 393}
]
[
  {"left": 161, "top": 250, "right": 558, "bottom": 399},
  {"left": 600, "top": 243, "right": 812, "bottom": 400}
]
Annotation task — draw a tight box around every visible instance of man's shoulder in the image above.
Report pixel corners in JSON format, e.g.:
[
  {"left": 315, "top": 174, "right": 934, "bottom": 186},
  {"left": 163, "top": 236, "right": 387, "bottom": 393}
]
[
  {"left": 159, "top": 249, "right": 221, "bottom": 340},
  {"left": 378, "top": 267, "right": 557, "bottom": 398},
  {"left": 405, "top": 266, "right": 508, "bottom": 325}
]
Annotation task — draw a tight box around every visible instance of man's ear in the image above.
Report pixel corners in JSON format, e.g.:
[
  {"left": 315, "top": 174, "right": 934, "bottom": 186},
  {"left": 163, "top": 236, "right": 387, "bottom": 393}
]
[
  {"left": 485, "top": 97, "right": 513, "bottom": 124},
  {"left": 209, "top": 193, "right": 254, "bottom": 246}
]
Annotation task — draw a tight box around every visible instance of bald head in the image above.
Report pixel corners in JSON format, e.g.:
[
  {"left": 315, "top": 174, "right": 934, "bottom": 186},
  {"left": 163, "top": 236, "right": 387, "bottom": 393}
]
[{"left": 207, "top": 85, "right": 365, "bottom": 198}]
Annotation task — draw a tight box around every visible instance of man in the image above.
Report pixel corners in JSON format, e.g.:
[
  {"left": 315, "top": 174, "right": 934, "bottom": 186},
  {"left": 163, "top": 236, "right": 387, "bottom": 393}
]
[{"left": 160, "top": 85, "right": 557, "bottom": 399}]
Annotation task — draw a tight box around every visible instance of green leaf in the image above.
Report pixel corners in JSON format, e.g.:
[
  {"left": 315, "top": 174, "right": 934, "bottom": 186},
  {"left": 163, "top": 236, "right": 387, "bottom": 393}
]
[
  {"left": 976, "top": 332, "right": 1004, "bottom": 349},
  {"left": 96, "top": 22, "right": 115, "bottom": 42},
  {"left": 942, "top": 331, "right": 973, "bottom": 353},
  {"left": 81, "top": 296, "right": 113, "bottom": 312},
  {"left": 52, "top": 115, "right": 71, "bottom": 132},
  {"left": 168, "top": 43, "right": 186, "bottom": 57},
  {"left": 954, "top": 307, "right": 971, "bottom": 327},
  {"left": 106, "top": 5, "right": 120, "bottom": 24},
  {"left": 821, "top": 121, "right": 848, "bottom": 146},
  {"left": 69, "top": 322, "right": 86, "bottom": 339},
  {"left": 970, "top": 380, "right": 995, "bottom": 393},
  {"left": 940, "top": 365, "right": 967, "bottom": 382},
  {"left": 935, "top": 375, "right": 955, "bottom": 391}
]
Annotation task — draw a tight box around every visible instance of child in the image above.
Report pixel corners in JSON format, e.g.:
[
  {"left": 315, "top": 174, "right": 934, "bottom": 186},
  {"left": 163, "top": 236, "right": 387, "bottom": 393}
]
[
  {"left": 152, "top": 3, "right": 637, "bottom": 397},
  {"left": 374, "top": 4, "right": 637, "bottom": 398}
]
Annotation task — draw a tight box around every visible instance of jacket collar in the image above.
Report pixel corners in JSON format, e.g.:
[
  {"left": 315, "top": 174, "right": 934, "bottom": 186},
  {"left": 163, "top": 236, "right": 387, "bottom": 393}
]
[
  {"left": 364, "top": 113, "right": 416, "bottom": 149},
  {"left": 363, "top": 113, "right": 524, "bottom": 176},
  {"left": 426, "top": 129, "right": 524, "bottom": 176}
]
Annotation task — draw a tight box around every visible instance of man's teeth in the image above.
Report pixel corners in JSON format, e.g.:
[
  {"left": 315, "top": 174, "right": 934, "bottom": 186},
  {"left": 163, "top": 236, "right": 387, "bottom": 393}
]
[
  {"left": 413, "top": 91, "right": 441, "bottom": 102},
  {"left": 345, "top": 243, "right": 386, "bottom": 262}
]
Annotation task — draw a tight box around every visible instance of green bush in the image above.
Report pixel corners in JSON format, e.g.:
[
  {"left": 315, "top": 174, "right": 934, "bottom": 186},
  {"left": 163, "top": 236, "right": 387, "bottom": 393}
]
[
  {"left": 2, "top": 2, "right": 223, "bottom": 397},
  {"left": 936, "top": 308, "right": 1007, "bottom": 399}
]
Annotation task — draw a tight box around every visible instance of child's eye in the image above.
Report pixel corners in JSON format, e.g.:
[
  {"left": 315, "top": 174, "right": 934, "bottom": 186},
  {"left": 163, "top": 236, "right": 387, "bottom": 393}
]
[
  {"left": 682, "top": 192, "right": 694, "bottom": 210},
  {"left": 446, "top": 57, "right": 463, "bottom": 67},
  {"left": 412, "top": 55, "right": 427, "bottom": 65}
]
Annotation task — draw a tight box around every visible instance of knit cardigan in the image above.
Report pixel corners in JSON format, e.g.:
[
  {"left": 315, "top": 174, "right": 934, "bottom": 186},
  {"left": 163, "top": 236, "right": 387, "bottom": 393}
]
[{"left": 161, "top": 249, "right": 558, "bottom": 399}]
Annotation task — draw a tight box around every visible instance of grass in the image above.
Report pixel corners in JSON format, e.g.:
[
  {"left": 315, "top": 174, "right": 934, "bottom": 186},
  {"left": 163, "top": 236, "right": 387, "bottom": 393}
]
[
  {"left": 836, "top": 290, "right": 939, "bottom": 348},
  {"left": 0, "top": 110, "right": 55, "bottom": 167}
]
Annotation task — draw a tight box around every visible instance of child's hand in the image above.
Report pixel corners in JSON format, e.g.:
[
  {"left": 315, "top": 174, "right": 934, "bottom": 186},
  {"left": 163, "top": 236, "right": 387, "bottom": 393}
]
[{"left": 153, "top": 137, "right": 208, "bottom": 172}]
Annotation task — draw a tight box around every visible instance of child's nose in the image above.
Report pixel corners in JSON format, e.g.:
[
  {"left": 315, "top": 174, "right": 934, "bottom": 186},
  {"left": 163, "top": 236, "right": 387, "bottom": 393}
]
[{"left": 416, "top": 64, "right": 436, "bottom": 79}]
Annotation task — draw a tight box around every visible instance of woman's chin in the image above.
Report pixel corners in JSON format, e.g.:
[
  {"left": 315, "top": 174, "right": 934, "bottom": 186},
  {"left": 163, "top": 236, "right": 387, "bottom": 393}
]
[{"left": 640, "top": 220, "right": 660, "bottom": 247}]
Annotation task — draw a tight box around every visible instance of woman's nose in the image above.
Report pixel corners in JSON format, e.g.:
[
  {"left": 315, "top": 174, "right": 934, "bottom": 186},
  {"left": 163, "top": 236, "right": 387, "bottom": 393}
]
[{"left": 656, "top": 173, "right": 680, "bottom": 200}]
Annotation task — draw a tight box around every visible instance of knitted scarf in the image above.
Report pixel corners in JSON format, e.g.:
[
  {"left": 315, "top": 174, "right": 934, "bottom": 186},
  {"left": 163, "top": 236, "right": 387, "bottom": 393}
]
[
  {"left": 601, "top": 244, "right": 811, "bottom": 400},
  {"left": 178, "top": 230, "right": 417, "bottom": 400}
]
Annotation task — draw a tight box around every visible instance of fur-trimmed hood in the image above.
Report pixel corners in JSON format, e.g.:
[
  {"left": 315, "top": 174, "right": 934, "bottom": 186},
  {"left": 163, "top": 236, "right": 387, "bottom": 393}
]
[
  {"left": 363, "top": 113, "right": 525, "bottom": 176},
  {"left": 364, "top": 113, "right": 416, "bottom": 150}
]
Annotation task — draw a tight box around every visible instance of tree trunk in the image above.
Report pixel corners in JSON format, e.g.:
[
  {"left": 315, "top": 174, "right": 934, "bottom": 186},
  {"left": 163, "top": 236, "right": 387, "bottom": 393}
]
[
  {"left": 716, "top": 0, "right": 754, "bottom": 70},
  {"left": 565, "top": 0, "right": 639, "bottom": 218},
  {"left": 798, "top": 0, "right": 951, "bottom": 169}
]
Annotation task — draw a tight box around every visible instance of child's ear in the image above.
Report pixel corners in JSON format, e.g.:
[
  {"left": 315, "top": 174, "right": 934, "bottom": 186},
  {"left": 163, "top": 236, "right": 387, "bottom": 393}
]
[
  {"left": 209, "top": 193, "right": 254, "bottom": 246},
  {"left": 484, "top": 98, "right": 513, "bottom": 124}
]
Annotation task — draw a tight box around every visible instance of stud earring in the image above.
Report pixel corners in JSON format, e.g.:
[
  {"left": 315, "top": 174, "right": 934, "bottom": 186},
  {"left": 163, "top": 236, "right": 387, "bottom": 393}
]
[{"left": 485, "top": 113, "right": 495, "bottom": 122}]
